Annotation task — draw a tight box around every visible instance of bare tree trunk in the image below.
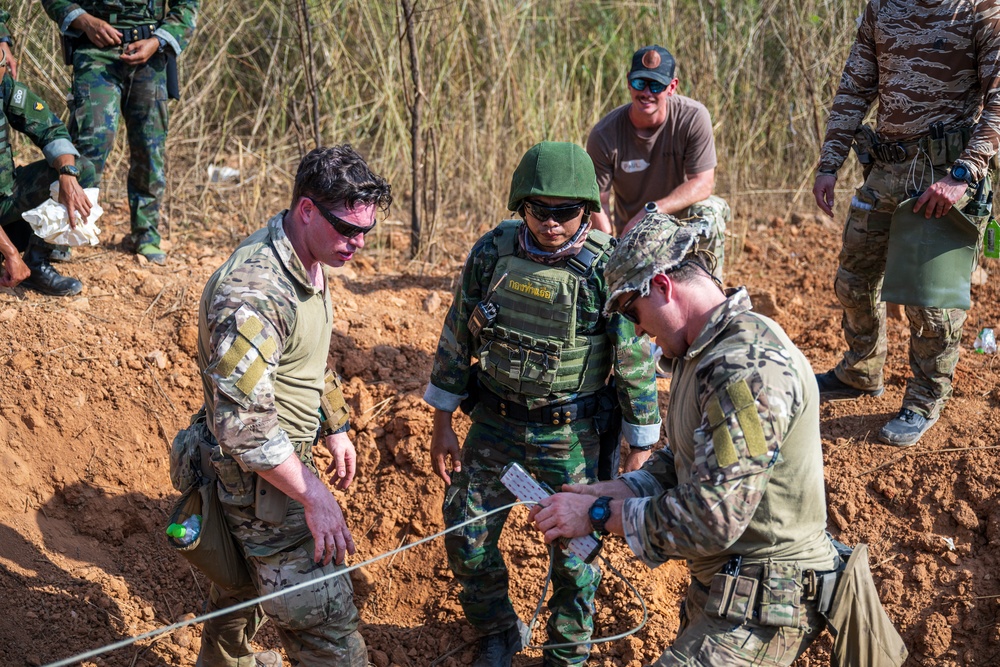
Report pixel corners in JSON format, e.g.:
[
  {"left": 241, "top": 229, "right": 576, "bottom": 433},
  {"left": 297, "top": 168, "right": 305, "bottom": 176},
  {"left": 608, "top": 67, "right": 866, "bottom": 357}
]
[
  {"left": 295, "top": 0, "right": 322, "bottom": 149},
  {"left": 400, "top": 0, "right": 423, "bottom": 258}
]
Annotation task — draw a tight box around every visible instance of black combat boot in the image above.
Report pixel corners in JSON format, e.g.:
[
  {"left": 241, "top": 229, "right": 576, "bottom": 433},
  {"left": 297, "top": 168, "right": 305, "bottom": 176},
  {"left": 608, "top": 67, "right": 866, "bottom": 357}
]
[{"left": 21, "top": 239, "right": 83, "bottom": 296}]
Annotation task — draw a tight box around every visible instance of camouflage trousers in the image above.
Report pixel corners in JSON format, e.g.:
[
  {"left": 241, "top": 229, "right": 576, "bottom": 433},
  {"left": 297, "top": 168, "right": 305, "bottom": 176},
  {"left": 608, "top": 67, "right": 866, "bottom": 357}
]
[
  {"left": 647, "top": 577, "right": 823, "bottom": 666},
  {"left": 833, "top": 159, "right": 988, "bottom": 419},
  {"left": 69, "top": 46, "right": 168, "bottom": 247},
  {"left": 683, "top": 195, "right": 730, "bottom": 282},
  {"left": 197, "top": 502, "right": 366, "bottom": 667},
  {"left": 442, "top": 404, "right": 602, "bottom": 666},
  {"left": 0, "top": 157, "right": 97, "bottom": 250}
]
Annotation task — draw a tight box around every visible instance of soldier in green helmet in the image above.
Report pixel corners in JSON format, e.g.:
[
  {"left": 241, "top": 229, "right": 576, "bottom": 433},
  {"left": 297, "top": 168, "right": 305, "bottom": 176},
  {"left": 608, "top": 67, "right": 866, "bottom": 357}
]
[{"left": 424, "top": 141, "right": 661, "bottom": 666}]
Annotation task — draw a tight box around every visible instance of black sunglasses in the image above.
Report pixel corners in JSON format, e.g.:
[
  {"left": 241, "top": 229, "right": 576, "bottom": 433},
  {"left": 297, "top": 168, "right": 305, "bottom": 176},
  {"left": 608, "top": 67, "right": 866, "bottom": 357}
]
[
  {"left": 310, "top": 198, "right": 377, "bottom": 239},
  {"left": 522, "top": 199, "right": 586, "bottom": 224},
  {"left": 614, "top": 291, "right": 641, "bottom": 325},
  {"left": 629, "top": 78, "right": 668, "bottom": 94}
]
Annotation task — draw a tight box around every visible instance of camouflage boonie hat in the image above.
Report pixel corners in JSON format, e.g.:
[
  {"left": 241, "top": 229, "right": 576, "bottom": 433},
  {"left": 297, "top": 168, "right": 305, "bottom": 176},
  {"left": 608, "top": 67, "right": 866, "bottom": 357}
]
[{"left": 603, "top": 213, "right": 713, "bottom": 317}]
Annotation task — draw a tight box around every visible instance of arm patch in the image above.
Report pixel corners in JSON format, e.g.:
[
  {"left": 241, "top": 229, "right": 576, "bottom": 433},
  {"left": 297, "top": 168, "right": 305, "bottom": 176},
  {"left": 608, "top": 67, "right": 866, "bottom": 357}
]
[
  {"left": 705, "top": 377, "right": 768, "bottom": 469},
  {"left": 10, "top": 82, "right": 27, "bottom": 112},
  {"left": 206, "top": 303, "right": 281, "bottom": 407}
]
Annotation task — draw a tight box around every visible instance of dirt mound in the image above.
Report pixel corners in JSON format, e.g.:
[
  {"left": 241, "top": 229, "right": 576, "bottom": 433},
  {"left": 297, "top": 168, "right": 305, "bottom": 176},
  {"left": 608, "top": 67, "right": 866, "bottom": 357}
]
[{"left": 1, "top": 209, "right": 998, "bottom": 666}]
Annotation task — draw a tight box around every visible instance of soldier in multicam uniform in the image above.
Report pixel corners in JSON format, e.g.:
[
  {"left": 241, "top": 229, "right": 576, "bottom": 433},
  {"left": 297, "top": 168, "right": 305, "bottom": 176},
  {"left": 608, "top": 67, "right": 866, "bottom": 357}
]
[
  {"left": 532, "top": 214, "right": 841, "bottom": 666},
  {"left": 0, "top": 34, "right": 95, "bottom": 296},
  {"left": 812, "top": 0, "right": 1000, "bottom": 446},
  {"left": 586, "top": 45, "right": 729, "bottom": 280},
  {"left": 41, "top": 0, "right": 199, "bottom": 264},
  {"left": 193, "top": 145, "right": 391, "bottom": 667},
  {"left": 425, "top": 141, "right": 661, "bottom": 667}
]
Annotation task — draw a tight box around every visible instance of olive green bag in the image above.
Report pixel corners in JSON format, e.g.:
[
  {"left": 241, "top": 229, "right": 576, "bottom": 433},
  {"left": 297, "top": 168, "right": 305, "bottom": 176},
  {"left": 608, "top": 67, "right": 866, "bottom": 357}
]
[
  {"left": 167, "top": 409, "right": 252, "bottom": 591},
  {"left": 881, "top": 198, "right": 981, "bottom": 310},
  {"left": 824, "top": 544, "right": 908, "bottom": 667}
]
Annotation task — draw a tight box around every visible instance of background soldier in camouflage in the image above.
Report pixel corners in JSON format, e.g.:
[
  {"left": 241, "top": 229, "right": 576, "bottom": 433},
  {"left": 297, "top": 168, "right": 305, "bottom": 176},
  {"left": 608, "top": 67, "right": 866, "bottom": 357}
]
[
  {"left": 586, "top": 45, "right": 729, "bottom": 281},
  {"left": 812, "top": 0, "right": 1000, "bottom": 446},
  {"left": 0, "top": 42, "right": 95, "bottom": 296},
  {"left": 425, "top": 141, "right": 660, "bottom": 667},
  {"left": 0, "top": 7, "right": 17, "bottom": 80},
  {"left": 193, "top": 145, "right": 391, "bottom": 667},
  {"left": 532, "top": 214, "right": 840, "bottom": 666},
  {"left": 42, "top": 0, "right": 199, "bottom": 264}
]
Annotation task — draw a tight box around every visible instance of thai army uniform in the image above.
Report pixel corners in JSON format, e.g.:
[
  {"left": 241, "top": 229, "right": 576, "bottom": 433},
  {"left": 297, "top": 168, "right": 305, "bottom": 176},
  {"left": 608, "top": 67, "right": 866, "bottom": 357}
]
[
  {"left": 195, "top": 212, "right": 365, "bottom": 667},
  {"left": 0, "top": 9, "right": 10, "bottom": 42},
  {"left": 41, "top": 0, "right": 199, "bottom": 255},
  {"left": 817, "top": 0, "right": 1000, "bottom": 421},
  {"left": 0, "top": 72, "right": 96, "bottom": 294},
  {"left": 425, "top": 142, "right": 660, "bottom": 666}
]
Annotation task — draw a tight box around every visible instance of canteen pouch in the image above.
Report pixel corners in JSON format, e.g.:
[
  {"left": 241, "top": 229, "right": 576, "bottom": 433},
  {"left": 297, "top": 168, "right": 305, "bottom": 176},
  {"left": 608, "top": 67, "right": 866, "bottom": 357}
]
[
  {"left": 166, "top": 480, "right": 251, "bottom": 591},
  {"left": 882, "top": 197, "right": 981, "bottom": 309},
  {"left": 211, "top": 447, "right": 256, "bottom": 508},
  {"left": 758, "top": 561, "right": 803, "bottom": 628},
  {"left": 825, "top": 544, "right": 908, "bottom": 667},
  {"left": 169, "top": 408, "right": 208, "bottom": 493}
]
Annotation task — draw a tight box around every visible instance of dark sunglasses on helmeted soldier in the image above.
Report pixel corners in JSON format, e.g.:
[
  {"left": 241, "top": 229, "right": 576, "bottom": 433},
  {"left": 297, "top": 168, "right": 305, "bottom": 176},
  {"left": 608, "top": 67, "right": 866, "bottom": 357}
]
[
  {"left": 521, "top": 199, "right": 588, "bottom": 224},
  {"left": 629, "top": 78, "right": 668, "bottom": 94},
  {"left": 309, "top": 197, "right": 377, "bottom": 238}
]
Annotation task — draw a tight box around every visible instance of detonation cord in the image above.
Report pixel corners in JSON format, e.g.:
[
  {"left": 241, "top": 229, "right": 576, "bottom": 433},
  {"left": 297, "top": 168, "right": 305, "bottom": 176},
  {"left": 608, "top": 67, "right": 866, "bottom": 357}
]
[{"left": 42, "top": 501, "right": 647, "bottom": 667}]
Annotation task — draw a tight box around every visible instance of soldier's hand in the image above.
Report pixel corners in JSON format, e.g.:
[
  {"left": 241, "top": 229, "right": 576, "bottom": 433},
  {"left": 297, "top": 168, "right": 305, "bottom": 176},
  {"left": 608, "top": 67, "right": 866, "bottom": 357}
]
[
  {"left": 0, "top": 42, "right": 17, "bottom": 80},
  {"left": 914, "top": 176, "right": 967, "bottom": 218},
  {"left": 430, "top": 409, "right": 461, "bottom": 485},
  {"left": 58, "top": 174, "right": 92, "bottom": 229},
  {"left": 323, "top": 431, "right": 357, "bottom": 490},
  {"left": 623, "top": 448, "right": 652, "bottom": 472},
  {"left": 0, "top": 253, "right": 30, "bottom": 288},
  {"left": 813, "top": 174, "right": 837, "bottom": 217},
  {"left": 71, "top": 14, "right": 122, "bottom": 48},
  {"left": 120, "top": 38, "right": 159, "bottom": 66},
  {"left": 533, "top": 492, "right": 594, "bottom": 542},
  {"left": 303, "top": 494, "right": 356, "bottom": 566}
]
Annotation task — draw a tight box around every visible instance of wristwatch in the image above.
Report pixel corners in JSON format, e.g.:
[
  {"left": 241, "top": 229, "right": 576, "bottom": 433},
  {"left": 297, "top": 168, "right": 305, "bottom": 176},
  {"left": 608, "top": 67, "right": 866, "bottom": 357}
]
[
  {"left": 58, "top": 164, "right": 80, "bottom": 178},
  {"left": 949, "top": 161, "right": 974, "bottom": 184},
  {"left": 644, "top": 201, "right": 659, "bottom": 214},
  {"left": 588, "top": 496, "right": 613, "bottom": 535}
]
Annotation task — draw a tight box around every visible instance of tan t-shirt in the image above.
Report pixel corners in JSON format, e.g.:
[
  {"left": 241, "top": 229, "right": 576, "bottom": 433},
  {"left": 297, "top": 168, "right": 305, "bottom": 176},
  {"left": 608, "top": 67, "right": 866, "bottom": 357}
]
[{"left": 587, "top": 96, "right": 717, "bottom": 226}]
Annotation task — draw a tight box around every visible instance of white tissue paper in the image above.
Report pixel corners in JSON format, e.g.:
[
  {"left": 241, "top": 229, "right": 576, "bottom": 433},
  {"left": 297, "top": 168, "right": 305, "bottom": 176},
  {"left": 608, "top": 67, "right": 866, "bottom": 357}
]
[{"left": 21, "top": 181, "right": 103, "bottom": 247}]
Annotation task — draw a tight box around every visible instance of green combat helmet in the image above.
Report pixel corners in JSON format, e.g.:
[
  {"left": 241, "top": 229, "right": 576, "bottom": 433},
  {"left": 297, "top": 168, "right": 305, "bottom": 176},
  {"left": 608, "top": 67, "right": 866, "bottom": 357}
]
[
  {"left": 604, "top": 214, "right": 713, "bottom": 317},
  {"left": 507, "top": 141, "right": 601, "bottom": 213}
]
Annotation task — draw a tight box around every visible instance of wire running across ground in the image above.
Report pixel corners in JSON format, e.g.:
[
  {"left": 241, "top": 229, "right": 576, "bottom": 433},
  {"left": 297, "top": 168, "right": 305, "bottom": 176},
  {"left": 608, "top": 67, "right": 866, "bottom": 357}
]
[{"left": 43, "top": 500, "right": 647, "bottom": 667}]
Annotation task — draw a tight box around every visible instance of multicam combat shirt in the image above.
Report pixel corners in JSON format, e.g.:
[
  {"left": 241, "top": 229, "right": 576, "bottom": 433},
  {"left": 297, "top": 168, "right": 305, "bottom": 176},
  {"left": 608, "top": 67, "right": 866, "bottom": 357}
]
[
  {"left": 620, "top": 289, "right": 837, "bottom": 585},
  {"left": 819, "top": 0, "right": 1000, "bottom": 182},
  {"left": 197, "top": 212, "right": 334, "bottom": 473}
]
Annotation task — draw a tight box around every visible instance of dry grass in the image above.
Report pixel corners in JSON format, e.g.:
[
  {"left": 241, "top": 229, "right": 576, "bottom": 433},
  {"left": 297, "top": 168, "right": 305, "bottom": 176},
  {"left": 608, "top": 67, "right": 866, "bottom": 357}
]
[{"left": 7, "top": 0, "right": 865, "bottom": 261}]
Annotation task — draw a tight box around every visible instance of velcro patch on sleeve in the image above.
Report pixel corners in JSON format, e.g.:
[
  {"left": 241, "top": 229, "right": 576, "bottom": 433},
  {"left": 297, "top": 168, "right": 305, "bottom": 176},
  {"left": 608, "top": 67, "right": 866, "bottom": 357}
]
[
  {"left": 10, "top": 83, "right": 28, "bottom": 112},
  {"left": 707, "top": 395, "right": 738, "bottom": 468},
  {"left": 207, "top": 303, "right": 281, "bottom": 407},
  {"left": 727, "top": 379, "right": 767, "bottom": 458}
]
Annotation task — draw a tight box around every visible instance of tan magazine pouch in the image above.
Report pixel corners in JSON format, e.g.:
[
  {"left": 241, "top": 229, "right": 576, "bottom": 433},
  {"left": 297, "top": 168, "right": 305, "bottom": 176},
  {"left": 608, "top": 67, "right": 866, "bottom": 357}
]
[{"left": 825, "top": 544, "right": 908, "bottom": 667}]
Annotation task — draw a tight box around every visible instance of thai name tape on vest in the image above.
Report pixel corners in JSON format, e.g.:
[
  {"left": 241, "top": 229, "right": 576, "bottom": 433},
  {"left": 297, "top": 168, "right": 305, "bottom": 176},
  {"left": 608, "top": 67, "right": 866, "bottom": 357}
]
[{"left": 505, "top": 275, "right": 556, "bottom": 303}]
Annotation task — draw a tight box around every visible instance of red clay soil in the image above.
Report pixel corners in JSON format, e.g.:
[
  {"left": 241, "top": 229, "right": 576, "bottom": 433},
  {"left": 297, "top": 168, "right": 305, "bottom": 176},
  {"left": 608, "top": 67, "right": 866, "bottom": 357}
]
[{"left": 1, "top": 205, "right": 998, "bottom": 667}]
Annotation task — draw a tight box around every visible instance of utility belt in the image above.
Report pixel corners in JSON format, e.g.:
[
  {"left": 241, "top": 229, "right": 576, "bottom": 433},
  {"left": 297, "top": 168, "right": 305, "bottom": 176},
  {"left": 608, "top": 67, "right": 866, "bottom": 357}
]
[
  {"left": 703, "top": 555, "right": 842, "bottom": 628},
  {"left": 62, "top": 23, "right": 180, "bottom": 100},
  {"left": 858, "top": 123, "right": 972, "bottom": 167},
  {"left": 478, "top": 383, "right": 601, "bottom": 425}
]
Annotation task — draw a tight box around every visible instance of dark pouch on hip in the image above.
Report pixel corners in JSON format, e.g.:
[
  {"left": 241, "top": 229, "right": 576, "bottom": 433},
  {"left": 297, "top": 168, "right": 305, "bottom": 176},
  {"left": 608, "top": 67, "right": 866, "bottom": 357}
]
[
  {"left": 825, "top": 544, "right": 908, "bottom": 667},
  {"left": 166, "top": 480, "right": 252, "bottom": 591}
]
